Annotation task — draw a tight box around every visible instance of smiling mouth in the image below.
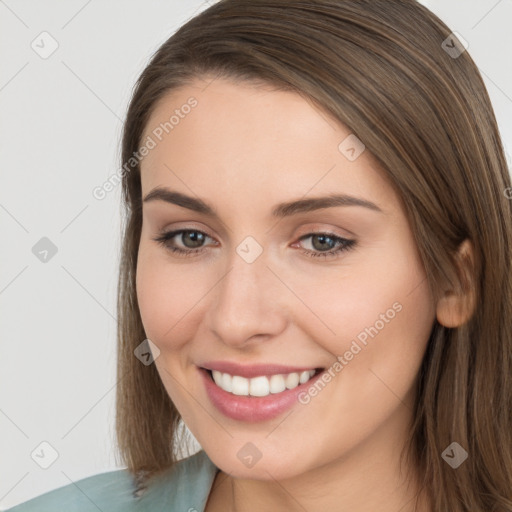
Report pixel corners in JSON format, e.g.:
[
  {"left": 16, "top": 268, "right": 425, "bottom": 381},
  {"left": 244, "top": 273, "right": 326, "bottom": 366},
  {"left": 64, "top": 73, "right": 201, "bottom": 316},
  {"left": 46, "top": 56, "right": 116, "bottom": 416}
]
[{"left": 203, "top": 367, "right": 324, "bottom": 397}]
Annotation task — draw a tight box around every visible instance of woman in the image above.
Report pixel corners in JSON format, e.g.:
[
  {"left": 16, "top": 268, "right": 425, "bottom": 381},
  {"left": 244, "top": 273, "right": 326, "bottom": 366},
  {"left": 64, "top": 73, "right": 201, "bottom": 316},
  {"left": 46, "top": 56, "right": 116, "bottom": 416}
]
[{"left": 7, "top": 0, "right": 512, "bottom": 510}]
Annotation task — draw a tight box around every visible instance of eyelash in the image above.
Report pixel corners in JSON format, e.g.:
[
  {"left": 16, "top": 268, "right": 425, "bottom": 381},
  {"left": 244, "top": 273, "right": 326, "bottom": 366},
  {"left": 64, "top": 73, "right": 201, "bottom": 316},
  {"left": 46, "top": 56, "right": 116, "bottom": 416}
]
[{"left": 152, "top": 229, "right": 356, "bottom": 260}]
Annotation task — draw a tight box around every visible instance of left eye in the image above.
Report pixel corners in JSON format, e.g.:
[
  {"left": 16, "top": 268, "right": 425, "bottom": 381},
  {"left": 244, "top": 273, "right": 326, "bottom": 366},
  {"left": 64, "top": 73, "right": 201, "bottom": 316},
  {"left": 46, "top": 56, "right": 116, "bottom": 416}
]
[
  {"left": 152, "top": 229, "right": 356, "bottom": 259},
  {"left": 301, "top": 233, "right": 356, "bottom": 257},
  {"left": 295, "top": 232, "right": 356, "bottom": 259}
]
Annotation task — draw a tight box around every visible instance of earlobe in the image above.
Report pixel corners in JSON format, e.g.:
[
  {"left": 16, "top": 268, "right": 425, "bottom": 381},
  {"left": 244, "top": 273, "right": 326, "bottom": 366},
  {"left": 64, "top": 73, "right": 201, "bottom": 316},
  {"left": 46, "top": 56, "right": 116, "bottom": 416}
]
[{"left": 436, "top": 239, "right": 476, "bottom": 328}]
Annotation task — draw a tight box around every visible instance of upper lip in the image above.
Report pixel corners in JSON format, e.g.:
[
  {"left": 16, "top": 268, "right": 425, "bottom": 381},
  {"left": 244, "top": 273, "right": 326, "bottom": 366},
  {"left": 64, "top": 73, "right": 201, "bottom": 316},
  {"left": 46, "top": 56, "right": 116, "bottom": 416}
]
[{"left": 199, "top": 361, "right": 322, "bottom": 378}]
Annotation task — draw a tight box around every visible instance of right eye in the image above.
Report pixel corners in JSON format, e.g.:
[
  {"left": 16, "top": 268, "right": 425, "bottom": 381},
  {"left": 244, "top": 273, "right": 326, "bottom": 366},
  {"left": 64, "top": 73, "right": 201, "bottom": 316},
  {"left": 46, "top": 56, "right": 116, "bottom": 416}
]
[{"left": 153, "top": 229, "right": 216, "bottom": 257}]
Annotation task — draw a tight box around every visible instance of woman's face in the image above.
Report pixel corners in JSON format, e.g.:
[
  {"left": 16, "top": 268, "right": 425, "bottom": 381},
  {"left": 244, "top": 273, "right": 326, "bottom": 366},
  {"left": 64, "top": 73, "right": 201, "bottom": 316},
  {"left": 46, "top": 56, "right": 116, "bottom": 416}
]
[{"left": 136, "top": 77, "right": 436, "bottom": 481}]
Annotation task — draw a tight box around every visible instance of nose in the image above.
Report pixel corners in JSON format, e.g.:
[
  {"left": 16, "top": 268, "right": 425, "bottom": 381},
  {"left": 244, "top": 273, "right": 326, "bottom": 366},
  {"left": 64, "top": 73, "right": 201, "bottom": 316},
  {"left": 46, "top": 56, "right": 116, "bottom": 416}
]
[{"left": 206, "top": 243, "right": 287, "bottom": 348}]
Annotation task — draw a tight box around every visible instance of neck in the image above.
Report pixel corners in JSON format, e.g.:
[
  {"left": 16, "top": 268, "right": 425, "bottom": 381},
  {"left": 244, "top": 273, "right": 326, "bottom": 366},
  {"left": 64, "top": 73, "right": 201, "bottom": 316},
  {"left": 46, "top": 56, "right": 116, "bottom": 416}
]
[{"left": 228, "top": 447, "right": 428, "bottom": 512}]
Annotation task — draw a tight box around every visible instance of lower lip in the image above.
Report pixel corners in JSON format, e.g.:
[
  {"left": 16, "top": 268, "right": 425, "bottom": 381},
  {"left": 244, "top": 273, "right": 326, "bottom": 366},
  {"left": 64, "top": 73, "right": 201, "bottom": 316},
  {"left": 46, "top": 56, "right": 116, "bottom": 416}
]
[{"left": 199, "top": 367, "right": 324, "bottom": 422}]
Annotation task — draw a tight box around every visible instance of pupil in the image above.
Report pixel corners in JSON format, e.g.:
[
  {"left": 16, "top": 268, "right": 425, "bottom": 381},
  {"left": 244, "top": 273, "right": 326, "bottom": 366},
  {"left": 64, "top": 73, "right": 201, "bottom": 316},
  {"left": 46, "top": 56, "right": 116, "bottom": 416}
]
[
  {"left": 313, "top": 234, "right": 333, "bottom": 251},
  {"left": 185, "top": 231, "right": 204, "bottom": 248}
]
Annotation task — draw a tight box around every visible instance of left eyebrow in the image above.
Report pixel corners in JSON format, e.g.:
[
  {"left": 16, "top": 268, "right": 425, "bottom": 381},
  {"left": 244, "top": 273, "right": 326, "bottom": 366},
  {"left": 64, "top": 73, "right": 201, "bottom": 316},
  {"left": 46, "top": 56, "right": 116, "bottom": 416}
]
[
  {"left": 271, "top": 194, "right": 384, "bottom": 217},
  {"left": 142, "top": 187, "right": 384, "bottom": 219}
]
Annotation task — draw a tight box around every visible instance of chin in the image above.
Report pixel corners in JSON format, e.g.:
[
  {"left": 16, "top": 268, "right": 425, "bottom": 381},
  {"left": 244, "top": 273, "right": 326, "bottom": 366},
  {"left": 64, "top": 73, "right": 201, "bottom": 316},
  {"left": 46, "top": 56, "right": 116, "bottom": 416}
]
[{"left": 203, "top": 439, "right": 315, "bottom": 481}]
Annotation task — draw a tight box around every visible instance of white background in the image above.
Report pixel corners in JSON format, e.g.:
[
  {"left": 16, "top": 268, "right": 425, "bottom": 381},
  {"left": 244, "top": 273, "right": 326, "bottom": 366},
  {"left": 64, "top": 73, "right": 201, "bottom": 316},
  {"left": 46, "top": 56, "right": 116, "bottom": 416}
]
[{"left": 1, "top": 0, "right": 510, "bottom": 509}]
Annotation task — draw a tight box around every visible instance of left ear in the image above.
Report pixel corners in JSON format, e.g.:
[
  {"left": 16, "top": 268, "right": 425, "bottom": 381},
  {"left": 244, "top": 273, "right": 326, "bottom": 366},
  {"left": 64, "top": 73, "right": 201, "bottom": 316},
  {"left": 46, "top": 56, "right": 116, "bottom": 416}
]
[{"left": 436, "top": 238, "right": 477, "bottom": 328}]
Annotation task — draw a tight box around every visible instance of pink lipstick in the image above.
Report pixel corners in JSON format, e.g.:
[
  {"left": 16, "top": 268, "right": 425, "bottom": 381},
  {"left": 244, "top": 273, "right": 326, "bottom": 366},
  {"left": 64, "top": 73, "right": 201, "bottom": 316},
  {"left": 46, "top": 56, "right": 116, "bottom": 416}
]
[{"left": 198, "top": 362, "right": 324, "bottom": 422}]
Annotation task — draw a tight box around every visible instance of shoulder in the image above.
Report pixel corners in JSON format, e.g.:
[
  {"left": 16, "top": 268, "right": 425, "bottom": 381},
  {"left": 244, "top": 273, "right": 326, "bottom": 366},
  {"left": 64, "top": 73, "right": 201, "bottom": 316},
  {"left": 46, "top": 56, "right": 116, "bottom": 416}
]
[{"left": 4, "top": 450, "right": 219, "bottom": 512}]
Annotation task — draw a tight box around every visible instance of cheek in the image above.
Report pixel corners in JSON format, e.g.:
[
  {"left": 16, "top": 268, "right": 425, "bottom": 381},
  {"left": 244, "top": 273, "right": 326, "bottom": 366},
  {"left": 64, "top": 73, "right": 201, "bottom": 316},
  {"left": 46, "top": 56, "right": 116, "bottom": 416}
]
[
  {"left": 293, "top": 243, "right": 435, "bottom": 366},
  {"left": 135, "top": 242, "right": 205, "bottom": 351}
]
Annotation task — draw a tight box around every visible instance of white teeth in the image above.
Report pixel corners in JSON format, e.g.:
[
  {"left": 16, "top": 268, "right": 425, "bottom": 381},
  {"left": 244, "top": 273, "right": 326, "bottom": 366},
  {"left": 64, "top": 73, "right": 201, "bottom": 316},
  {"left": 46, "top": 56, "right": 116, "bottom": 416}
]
[
  {"left": 221, "top": 372, "right": 232, "bottom": 392},
  {"left": 299, "top": 370, "right": 311, "bottom": 384},
  {"left": 209, "top": 368, "right": 318, "bottom": 397},
  {"left": 232, "top": 375, "right": 249, "bottom": 396},
  {"left": 269, "top": 374, "right": 286, "bottom": 393},
  {"left": 212, "top": 370, "right": 223, "bottom": 387},
  {"left": 249, "top": 376, "right": 269, "bottom": 397},
  {"left": 285, "top": 372, "right": 299, "bottom": 389}
]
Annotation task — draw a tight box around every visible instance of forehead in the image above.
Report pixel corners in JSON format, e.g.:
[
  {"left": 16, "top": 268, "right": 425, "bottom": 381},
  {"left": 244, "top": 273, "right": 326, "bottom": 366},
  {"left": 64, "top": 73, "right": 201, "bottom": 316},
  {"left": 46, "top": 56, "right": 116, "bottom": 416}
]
[{"left": 139, "top": 77, "right": 399, "bottom": 216}]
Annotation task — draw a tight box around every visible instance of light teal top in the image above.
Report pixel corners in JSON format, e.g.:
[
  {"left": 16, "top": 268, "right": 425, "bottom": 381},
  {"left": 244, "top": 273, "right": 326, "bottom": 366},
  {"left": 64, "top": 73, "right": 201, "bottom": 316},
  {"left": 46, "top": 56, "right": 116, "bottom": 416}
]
[{"left": 4, "top": 450, "right": 219, "bottom": 512}]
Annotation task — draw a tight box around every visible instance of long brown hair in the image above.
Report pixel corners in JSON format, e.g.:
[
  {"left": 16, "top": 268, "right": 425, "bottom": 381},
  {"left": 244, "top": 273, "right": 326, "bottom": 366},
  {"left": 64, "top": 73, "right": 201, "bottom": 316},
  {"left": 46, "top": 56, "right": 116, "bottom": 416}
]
[{"left": 115, "top": 1, "right": 512, "bottom": 509}]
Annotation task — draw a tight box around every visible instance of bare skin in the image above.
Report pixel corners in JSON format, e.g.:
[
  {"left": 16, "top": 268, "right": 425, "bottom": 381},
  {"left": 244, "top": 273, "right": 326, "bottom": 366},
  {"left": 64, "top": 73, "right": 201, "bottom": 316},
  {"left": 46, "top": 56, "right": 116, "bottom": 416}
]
[{"left": 135, "top": 76, "right": 473, "bottom": 512}]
